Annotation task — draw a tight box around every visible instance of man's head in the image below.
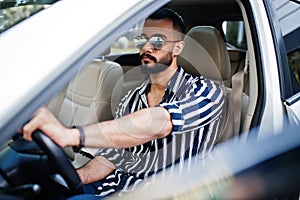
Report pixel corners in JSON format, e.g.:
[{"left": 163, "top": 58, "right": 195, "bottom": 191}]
[{"left": 135, "top": 8, "right": 185, "bottom": 75}]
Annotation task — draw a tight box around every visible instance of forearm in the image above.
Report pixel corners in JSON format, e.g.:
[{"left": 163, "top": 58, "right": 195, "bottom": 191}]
[
  {"left": 23, "top": 106, "right": 172, "bottom": 149},
  {"left": 79, "top": 107, "right": 172, "bottom": 148}
]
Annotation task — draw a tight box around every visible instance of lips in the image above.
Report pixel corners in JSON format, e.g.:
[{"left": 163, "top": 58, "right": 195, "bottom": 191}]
[
  {"left": 141, "top": 53, "right": 157, "bottom": 63},
  {"left": 143, "top": 56, "right": 152, "bottom": 63}
]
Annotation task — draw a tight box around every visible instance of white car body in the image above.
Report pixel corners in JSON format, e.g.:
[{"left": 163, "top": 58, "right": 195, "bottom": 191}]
[{"left": 0, "top": 0, "right": 299, "bottom": 198}]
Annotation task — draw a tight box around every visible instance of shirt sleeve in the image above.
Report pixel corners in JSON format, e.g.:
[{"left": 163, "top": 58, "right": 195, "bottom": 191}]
[
  {"left": 159, "top": 78, "right": 224, "bottom": 134},
  {"left": 96, "top": 148, "right": 126, "bottom": 168}
]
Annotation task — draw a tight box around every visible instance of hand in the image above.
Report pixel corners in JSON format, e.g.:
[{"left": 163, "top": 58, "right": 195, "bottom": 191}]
[
  {"left": 77, "top": 156, "right": 115, "bottom": 184},
  {"left": 22, "top": 106, "right": 77, "bottom": 147}
]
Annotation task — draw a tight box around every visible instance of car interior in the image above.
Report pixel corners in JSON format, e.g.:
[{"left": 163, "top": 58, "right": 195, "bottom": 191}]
[
  {"left": 108, "top": 0, "right": 256, "bottom": 142},
  {"left": 45, "top": 0, "right": 255, "bottom": 168},
  {"left": 0, "top": 0, "right": 265, "bottom": 199}
]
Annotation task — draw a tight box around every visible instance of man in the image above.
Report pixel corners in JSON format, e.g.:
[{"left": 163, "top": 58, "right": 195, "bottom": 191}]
[{"left": 22, "top": 8, "right": 224, "bottom": 197}]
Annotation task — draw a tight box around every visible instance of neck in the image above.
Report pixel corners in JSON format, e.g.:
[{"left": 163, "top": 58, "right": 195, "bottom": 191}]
[
  {"left": 146, "top": 64, "right": 177, "bottom": 107},
  {"left": 149, "top": 64, "right": 178, "bottom": 88}
]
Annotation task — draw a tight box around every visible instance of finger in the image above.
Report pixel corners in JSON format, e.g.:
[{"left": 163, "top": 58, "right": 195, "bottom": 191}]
[{"left": 22, "top": 110, "right": 45, "bottom": 141}]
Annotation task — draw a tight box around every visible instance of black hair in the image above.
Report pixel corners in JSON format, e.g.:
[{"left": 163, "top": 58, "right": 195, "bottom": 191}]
[{"left": 146, "top": 8, "right": 185, "bottom": 39}]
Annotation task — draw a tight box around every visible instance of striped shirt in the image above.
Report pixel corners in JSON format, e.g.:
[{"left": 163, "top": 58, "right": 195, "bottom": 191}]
[{"left": 95, "top": 66, "right": 224, "bottom": 197}]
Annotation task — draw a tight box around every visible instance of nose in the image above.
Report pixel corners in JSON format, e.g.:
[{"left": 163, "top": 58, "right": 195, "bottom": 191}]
[{"left": 142, "top": 41, "right": 153, "bottom": 52}]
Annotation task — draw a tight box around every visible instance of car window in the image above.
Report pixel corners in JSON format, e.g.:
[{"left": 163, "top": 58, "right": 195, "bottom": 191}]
[
  {"left": 222, "top": 20, "right": 247, "bottom": 50},
  {"left": 0, "top": 0, "right": 58, "bottom": 34},
  {"left": 110, "top": 20, "right": 145, "bottom": 55},
  {"left": 274, "top": 0, "right": 300, "bottom": 94}
]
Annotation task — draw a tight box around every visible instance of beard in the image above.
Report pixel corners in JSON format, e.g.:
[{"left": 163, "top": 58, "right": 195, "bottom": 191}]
[{"left": 140, "top": 52, "right": 173, "bottom": 74}]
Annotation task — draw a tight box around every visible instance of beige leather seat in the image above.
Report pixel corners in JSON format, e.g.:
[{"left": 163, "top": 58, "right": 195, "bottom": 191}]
[
  {"left": 178, "top": 26, "right": 249, "bottom": 143},
  {"left": 47, "top": 59, "right": 123, "bottom": 125},
  {"left": 47, "top": 51, "right": 123, "bottom": 167}
]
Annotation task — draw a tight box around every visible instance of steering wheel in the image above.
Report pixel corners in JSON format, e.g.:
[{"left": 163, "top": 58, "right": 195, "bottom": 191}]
[{"left": 32, "top": 130, "right": 84, "bottom": 195}]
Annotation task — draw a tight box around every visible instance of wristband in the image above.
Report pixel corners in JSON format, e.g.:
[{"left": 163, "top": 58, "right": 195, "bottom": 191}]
[{"left": 72, "top": 125, "right": 85, "bottom": 152}]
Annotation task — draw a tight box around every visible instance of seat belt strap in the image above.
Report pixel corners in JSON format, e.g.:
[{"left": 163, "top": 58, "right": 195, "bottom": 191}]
[{"left": 232, "top": 51, "right": 249, "bottom": 136}]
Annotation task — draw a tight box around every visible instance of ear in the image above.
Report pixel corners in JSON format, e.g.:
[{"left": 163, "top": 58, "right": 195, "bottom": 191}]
[{"left": 173, "top": 41, "right": 185, "bottom": 56}]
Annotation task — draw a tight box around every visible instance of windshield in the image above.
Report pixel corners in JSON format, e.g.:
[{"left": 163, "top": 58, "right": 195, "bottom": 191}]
[{"left": 0, "top": 0, "right": 58, "bottom": 33}]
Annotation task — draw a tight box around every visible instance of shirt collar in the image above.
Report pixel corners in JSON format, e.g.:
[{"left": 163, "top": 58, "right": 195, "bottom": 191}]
[{"left": 167, "top": 66, "right": 185, "bottom": 94}]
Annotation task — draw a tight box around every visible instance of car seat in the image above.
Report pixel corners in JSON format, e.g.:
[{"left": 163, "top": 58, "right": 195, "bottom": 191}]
[
  {"left": 47, "top": 49, "right": 123, "bottom": 167},
  {"left": 178, "top": 26, "right": 249, "bottom": 143}
]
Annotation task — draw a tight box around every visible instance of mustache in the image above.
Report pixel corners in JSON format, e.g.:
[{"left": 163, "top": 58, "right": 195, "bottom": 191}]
[{"left": 140, "top": 53, "right": 157, "bottom": 63}]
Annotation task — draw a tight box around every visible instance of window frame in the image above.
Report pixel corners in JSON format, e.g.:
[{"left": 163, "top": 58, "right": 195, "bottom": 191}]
[{"left": 264, "top": 0, "right": 300, "bottom": 101}]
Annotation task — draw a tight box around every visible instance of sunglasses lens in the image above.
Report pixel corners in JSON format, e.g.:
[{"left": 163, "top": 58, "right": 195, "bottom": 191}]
[
  {"left": 134, "top": 36, "right": 165, "bottom": 50},
  {"left": 149, "top": 36, "right": 164, "bottom": 50},
  {"left": 134, "top": 37, "right": 147, "bottom": 49}
]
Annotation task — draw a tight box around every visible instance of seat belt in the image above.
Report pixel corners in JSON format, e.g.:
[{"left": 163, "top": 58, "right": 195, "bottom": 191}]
[{"left": 231, "top": 51, "right": 249, "bottom": 136}]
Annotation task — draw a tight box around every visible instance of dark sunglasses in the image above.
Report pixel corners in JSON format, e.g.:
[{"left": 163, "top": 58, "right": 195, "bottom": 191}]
[{"left": 134, "top": 35, "right": 181, "bottom": 50}]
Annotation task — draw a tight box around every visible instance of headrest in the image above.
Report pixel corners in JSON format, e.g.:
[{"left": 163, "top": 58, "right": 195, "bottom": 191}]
[
  {"left": 178, "top": 26, "right": 231, "bottom": 81},
  {"left": 101, "top": 48, "right": 111, "bottom": 56}
]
